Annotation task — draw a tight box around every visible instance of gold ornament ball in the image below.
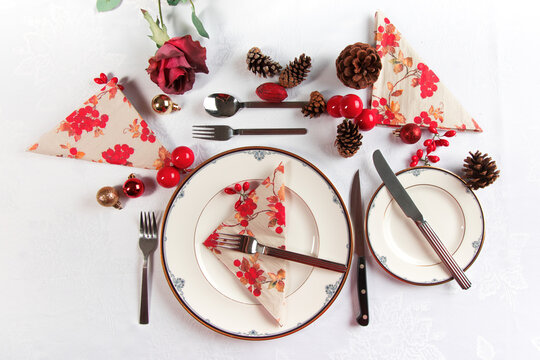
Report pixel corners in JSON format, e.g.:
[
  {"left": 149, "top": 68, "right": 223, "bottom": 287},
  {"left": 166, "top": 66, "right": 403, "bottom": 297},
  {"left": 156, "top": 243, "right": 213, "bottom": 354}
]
[
  {"left": 96, "top": 186, "right": 123, "bottom": 209},
  {"left": 151, "top": 94, "right": 181, "bottom": 115}
]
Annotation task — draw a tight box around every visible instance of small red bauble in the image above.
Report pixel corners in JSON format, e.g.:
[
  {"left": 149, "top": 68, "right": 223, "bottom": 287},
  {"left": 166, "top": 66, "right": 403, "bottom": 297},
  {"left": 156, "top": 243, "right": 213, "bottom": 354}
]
[
  {"left": 123, "top": 174, "right": 145, "bottom": 198},
  {"left": 171, "top": 146, "right": 194, "bottom": 170},
  {"left": 326, "top": 95, "right": 343, "bottom": 118},
  {"left": 339, "top": 94, "right": 363, "bottom": 118},
  {"left": 156, "top": 166, "right": 180, "bottom": 188},
  {"left": 395, "top": 123, "right": 422, "bottom": 144},
  {"left": 256, "top": 83, "right": 288, "bottom": 103},
  {"left": 355, "top": 109, "right": 378, "bottom": 131}
]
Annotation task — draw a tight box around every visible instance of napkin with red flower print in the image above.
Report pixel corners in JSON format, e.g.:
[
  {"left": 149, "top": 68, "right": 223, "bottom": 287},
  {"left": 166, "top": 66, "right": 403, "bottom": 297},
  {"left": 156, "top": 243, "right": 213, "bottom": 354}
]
[
  {"left": 204, "top": 162, "right": 287, "bottom": 325},
  {"left": 27, "top": 79, "right": 171, "bottom": 170}
]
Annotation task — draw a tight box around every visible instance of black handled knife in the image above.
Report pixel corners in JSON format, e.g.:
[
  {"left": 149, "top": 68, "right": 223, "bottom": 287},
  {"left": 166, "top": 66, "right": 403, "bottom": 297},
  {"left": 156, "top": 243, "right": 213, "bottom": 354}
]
[{"left": 351, "top": 170, "right": 369, "bottom": 325}]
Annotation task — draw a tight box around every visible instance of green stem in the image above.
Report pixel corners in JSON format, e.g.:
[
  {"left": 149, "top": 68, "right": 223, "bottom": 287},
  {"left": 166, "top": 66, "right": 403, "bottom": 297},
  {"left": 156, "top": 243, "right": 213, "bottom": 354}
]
[{"left": 158, "top": 0, "right": 164, "bottom": 29}]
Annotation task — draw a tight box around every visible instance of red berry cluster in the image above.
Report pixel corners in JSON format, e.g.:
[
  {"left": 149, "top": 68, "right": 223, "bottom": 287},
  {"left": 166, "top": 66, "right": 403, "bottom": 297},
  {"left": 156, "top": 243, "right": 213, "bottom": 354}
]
[
  {"left": 233, "top": 259, "right": 263, "bottom": 297},
  {"left": 156, "top": 146, "right": 195, "bottom": 188},
  {"left": 409, "top": 128, "right": 456, "bottom": 167},
  {"left": 416, "top": 63, "right": 439, "bottom": 99},
  {"left": 66, "top": 106, "right": 109, "bottom": 136},
  {"left": 94, "top": 72, "right": 124, "bottom": 90},
  {"left": 102, "top": 144, "right": 134, "bottom": 165},
  {"left": 139, "top": 120, "right": 156, "bottom": 143},
  {"left": 225, "top": 182, "right": 256, "bottom": 227},
  {"left": 327, "top": 94, "right": 381, "bottom": 131}
]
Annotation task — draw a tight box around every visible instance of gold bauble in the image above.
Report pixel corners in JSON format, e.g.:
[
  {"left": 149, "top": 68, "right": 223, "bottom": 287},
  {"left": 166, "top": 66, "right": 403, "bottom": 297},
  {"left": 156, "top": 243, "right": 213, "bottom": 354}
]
[
  {"left": 151, "top": 94, "right": 181, "bottom": 115},
  {"left": 96, "top": 186, "right": 123, "bottom": 209}
]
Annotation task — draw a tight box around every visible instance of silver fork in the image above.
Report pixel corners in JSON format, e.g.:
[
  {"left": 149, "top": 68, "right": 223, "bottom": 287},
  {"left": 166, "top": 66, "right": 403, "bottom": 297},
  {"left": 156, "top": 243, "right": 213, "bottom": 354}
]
[
  {"left": 192, "top": 125, "right": 307, "bottom": 141},
  {"left": 139, "top": 212, "right": 158, "bottom": 324},
  {"left": 216, "top": 233, "right": 347, "bottom": 273}
]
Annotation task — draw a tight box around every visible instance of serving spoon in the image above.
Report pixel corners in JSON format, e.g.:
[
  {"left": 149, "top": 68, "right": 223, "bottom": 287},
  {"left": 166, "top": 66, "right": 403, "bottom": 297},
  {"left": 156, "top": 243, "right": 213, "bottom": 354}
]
[{"left": 204, "top": 93, "right": 308, "bottom": 118}]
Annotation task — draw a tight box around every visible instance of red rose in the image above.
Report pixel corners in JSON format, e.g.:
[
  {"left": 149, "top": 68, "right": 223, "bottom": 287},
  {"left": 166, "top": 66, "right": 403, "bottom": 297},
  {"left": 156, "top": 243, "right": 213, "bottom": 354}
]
[{"left": 146, "top": 35, "right": 209, "bottom": 95}]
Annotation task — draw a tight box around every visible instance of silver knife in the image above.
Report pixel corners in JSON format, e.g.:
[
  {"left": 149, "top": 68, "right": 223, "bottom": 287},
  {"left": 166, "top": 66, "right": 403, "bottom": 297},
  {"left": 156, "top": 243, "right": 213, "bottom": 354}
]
[
  {"left": 351, "top": 170, "right": 369, "bottom": 325},
  {"left": 372, "top": 150, "right": 471, "bottom": 289}
]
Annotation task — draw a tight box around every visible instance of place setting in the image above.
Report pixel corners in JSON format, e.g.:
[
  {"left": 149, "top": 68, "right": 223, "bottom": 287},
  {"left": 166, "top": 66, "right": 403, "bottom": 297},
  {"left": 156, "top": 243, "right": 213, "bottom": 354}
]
[{"left": 24, "top": 3, "right": 501, "bottom": 341}]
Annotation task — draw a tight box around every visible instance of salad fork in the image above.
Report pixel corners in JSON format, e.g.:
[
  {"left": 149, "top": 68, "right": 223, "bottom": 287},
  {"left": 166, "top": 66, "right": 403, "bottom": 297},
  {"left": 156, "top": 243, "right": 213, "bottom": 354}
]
[
  {"left": 192, "top": 125, "right": 307, "bottom": 141},
  {"left": 139, "top": 212, "right": 158, "bottom": 324}
]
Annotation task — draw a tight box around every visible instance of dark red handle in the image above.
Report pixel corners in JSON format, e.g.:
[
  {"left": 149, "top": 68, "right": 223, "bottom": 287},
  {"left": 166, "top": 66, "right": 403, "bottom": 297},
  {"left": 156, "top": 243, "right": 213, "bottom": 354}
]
[{"left": 265, "top": 247, "right": 347, "bottom": 273}]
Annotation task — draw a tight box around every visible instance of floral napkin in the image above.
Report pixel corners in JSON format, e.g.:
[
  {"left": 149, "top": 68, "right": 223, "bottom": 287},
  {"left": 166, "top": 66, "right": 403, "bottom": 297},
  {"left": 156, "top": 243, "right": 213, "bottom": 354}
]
[
  {"left": 204, "top": 163, "right": 287, "bottom": 325},
  {"left": 371, "top": 11, "right": 482, "bottom": 132},
  {"left": 27, "top": 81, "right": 171, "bottom": 169}
]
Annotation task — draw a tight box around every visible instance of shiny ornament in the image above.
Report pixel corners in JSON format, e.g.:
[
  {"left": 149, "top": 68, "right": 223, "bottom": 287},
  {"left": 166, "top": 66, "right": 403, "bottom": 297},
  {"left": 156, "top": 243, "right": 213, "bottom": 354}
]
[
  {"left": 156, "top": 166, "right": 181, "bottom": 188},
  {"left": 393, "top": 123, "right": 422, "bottom": 144},
  {"left": 339, "top": 94, "right": 363, "bottom": 118},
  {"left": 355, "top": 109, "right": 378, "bottom": 131},
  {"left": 171, "top": 146, "right": 195, "bottom": 169},
  {"left": 96, "top": 186, "right": 123, "bottom": 209},
  {"left": 151, "top": 94, "right": 181, "bottom": 115},
  {"left": 123, "top": 174, "right": 145, "bottom": 198}
]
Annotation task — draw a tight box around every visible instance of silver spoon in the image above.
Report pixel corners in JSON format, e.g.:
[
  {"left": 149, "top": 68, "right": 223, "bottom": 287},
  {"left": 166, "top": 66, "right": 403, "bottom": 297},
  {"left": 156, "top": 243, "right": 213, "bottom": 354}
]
[{"left": 204, "top": 93, "right": 308, "bottom": 118}]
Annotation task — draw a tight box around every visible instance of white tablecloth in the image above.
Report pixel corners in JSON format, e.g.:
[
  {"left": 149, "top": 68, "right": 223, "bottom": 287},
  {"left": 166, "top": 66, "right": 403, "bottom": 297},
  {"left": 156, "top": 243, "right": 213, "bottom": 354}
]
[{"left": 1, "top": 0, "right": 539, "bottom": 358}]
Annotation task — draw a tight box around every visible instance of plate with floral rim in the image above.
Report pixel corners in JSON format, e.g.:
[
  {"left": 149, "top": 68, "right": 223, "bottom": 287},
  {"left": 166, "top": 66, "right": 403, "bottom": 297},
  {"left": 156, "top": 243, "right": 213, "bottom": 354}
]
[
  {"left": 365, "top": 166, "right": 484, "bottom": 285},
  {"left": 160, "top": 147, "right": 353, "bottom": 340}
]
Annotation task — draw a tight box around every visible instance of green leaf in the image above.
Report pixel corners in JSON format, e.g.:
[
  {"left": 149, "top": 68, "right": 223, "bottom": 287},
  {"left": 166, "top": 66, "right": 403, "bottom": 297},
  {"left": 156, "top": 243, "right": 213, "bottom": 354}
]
[
  {"left": 191, "top": 7, "right": 209, "bottom": 39},
  {"left": 141, "top": 9, "right": 170, "bottom": 47},
  {"left": 96, "top": 0, "right": 122, "bottom": 12},
  {"left": 167, "top": 0, "right": 183, "bottom": 5}
]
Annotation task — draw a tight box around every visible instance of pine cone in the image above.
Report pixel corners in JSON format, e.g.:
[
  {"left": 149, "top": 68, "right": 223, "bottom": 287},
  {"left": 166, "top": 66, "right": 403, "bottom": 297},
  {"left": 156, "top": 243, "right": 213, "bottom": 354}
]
[
  {"left": 246, "top": 47, "right": 282, "bottom": 78},
  {"left": 336, "top": 42, "right": 381, "bottom": 89},
  {"left": 302, "top": 91, "right": 326, "bottom": 118},
  {"left": 463, "top": 151, "right": 500, "bottom": 190},
  {"left": 279, "top": 54, "right": 311, "bottom": 88},
  {"left": 335, "top": 119, "right": 362, "bottom": 158}
]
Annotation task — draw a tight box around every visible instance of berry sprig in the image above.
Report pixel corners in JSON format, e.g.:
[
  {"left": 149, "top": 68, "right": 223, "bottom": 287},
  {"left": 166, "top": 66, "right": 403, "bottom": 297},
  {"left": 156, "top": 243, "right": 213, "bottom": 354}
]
[
  {"left": 225, "top": 182, "right": 255, "bottom": 227},
  {"left": 93, "top": 72, "right": 125, "bottom": 90},
  {"left": 409, "top": 127, "right": 456, "bottom": 167}
]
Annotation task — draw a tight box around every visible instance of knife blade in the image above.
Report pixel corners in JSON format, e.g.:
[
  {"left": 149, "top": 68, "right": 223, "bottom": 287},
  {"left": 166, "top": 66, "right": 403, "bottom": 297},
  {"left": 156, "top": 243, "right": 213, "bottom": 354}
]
[
  {"left": 351, "top": 170, "right": 369, "bottom": 325},
  {"left": 372, "top": 150, "right": 472, "bottom": 290}
]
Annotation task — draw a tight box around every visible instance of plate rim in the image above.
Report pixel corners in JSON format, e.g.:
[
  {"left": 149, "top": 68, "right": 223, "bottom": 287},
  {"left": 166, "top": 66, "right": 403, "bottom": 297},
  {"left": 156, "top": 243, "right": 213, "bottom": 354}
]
[
  {"left": 160, "top": 146, "right": 354, "bottom": 340},
  {"left": 365, "top": 165, "right": 485, "bottom": 286}
]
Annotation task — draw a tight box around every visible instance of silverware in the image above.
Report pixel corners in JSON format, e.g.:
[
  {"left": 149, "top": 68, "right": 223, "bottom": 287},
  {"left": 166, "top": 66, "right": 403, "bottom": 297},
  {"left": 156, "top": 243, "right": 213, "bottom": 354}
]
[
  {"left": 139, "top": 212, "right": 159, "bottom": 324},
  {"left": 192, "top": 125, "right": 307, "bottom": 141},
  {"left": 215, "top": 233, "right": 347, "bottom": 273},
  {"left": 351, "top": 170, "right": 369, "bottom": 326},
  {"left": 204, "top": 93, "right": 307, "bottom": 117},
  {"left": 372, "top": 150, "right": 472, "bottom": 289}
]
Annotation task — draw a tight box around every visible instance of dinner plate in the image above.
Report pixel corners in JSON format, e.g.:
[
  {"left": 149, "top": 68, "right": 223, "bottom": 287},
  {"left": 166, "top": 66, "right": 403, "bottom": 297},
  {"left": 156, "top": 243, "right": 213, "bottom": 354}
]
[
  {"left": 161, "top": 147, "right": 353, "bottom": 340},
  {"left": 365, "top": 166, "right": 484, "bottom": 285}
]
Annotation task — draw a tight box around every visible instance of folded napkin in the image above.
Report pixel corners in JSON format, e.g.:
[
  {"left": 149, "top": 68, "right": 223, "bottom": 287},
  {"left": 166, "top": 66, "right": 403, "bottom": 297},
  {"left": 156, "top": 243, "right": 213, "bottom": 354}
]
[
  {"left": 372, "top": 11, "right": 482, "bottom": 132},
  {"left": 27, "top": 80, "right": 171, "bottom": 169},
  {"left": 204, "top": 162, "right": 287, "bottom": 325}
]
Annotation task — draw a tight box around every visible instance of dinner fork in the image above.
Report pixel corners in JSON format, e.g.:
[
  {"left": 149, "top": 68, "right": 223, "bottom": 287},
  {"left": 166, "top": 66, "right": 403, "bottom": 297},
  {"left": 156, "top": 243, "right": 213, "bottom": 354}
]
[
  {"left": 215, "top": 233, "right": 347, "bottom": 273},
  {"left": 192, "top": 125, "right": 307, "bottom": 141},
  {"left": 139, "top": 212, "right": 158, "bottom": 324}
]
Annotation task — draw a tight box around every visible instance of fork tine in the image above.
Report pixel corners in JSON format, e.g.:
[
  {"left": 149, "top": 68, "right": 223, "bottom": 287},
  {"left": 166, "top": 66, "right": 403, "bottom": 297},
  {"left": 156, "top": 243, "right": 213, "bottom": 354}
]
[
  {"left": 192, "top": 128, "right": 214, "bottom": 133},
  {"left": 192, "top": 125, "right": 215, "bottom": 129},
  {"left": 216, "top": 233, "right": 242, "bottom": 239},
  {"left": 152, "top": 212, "right": 158, "bottom": 237},
  {"left": 192, "top": 131, "right": 215, "bottom": 136},
  {"left": 139, "top": 212, "right": 144, "bottom": 237},
  {"left": 193, "top": 136, "right": 215, "bottom": 140},
  {"left": 145, "top": 212, "right": 150, "bottom": 238}
]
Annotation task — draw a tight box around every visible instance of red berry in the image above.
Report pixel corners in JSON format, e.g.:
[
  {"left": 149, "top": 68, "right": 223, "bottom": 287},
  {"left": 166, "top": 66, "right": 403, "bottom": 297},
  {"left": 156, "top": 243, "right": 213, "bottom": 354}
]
[
  {"left": 253, "top": 289, "right": 261, "bottom": 297},
  {"left": 69, "top": 147, "right": 78, "bottom": 155},
  {"left": 240, "top": 220, "right": 249, "bottom": 227},
  {"left": 414, "top": 116, "right": 422, "bottom": 124},
  {"left": 444, "top": 130, "right": 456, "bottom": 137},
  {"left": 156, "top": 166, "right": 180, "bottom": 188},
  {"left": 440, "top": 139, "right": 449, "bottom": 146},
  {"left": 420, "top": 111, "right": 428, "bottom": 118},
  {"left": 233, "top": 260, "right": 241, "bottom": 267},
  {"left": 275, "top": 226, "right": 283, "bottom": 234},
  {"left": 326, "top": 95, "right": 343, "bottom": 118},
  {"left": 378, "top": 26, "right": 384, "bottom": 32},
  {"left": 428, "top": 126, "right": 438, "bottom": 134},
  {"left": 411, "top": 155, "right": 419, "bottom": 162},
  {"left": 339, "top": 94, "right": 363, "bottom": 118},
  {"left": 236, "top": 271, "right": 243, "bottom": 278},
  {"left": 379, "top": 98, "right": 387, "bottom": 106},
  {"left": 372, "top": 100, "right": 379, "bottom": 108},
  {"left": 171, "top": 146, "right": 194, "bottom": 170},
  {"left": 243, "top": 182, "right": 250, "bottom": 191},
  {"left": 354, "top": 109, "right": 378, "bottom": 131},
  {"left": 434, "top": 139, "right": 443, "bottom": 146},
  {"left": 416, "top": 149, "right": 424, "bottom": 158},
  {"left": 428, "top": 155, "right": 440, "bottom": 163},
  {"left": 224, "top": 187, "right": 236, "bottom": 195},
  {"left": 424, "top": 139, "right": 433, "bottom": 146},
  {"left": 234, "top": 183, "right": 242, "bottom": 192},
  {"left": 410, "top": 160, "right": 418, "bottom": 167}
]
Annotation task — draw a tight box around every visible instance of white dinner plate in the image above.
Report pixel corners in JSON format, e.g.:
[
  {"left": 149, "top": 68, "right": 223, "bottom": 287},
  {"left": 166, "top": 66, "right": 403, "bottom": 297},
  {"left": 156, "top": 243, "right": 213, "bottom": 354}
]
[
  {"left": 365, "top": 166, "right": 484, "bottom": 285},
  {"left": 161, "top": 147, "right": 353, "bottom": 340}
]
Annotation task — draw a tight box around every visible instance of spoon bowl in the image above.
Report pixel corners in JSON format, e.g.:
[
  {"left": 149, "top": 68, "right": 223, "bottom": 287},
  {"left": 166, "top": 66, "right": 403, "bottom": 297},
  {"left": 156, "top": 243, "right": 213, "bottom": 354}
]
[{"left": 204, "top": 93, "right": 308, "bottom": 118}]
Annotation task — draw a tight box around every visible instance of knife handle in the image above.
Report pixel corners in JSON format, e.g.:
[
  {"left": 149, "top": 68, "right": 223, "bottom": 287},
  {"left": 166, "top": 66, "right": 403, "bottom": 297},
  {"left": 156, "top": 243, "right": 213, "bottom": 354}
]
[
  {"left": 416, "top": 220, "right": 472, "bottom": 290},
  {"left": 356, "top": 256, "right": 369, "bottom": 326}
]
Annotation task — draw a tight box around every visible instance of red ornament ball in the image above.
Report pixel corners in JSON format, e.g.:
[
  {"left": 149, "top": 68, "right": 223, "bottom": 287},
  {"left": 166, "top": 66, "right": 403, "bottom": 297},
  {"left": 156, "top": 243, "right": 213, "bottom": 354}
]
[
  {"left": 397, "top": 123, "right": 422, "bottom": 144},
  {"left": 326, "top": 95, "right": 343, "bottom": 118},
  {"left": 339, "top": 94, "right": 363, "bottom": 118},
  {"left": 171, "top": 146, "right": 194, "bottom": 170},
  {"left": 355, "top": 109, "right": 378, "bottom": 131},
  {"left": 123, "top": 174, "right": 145, "bottom": 198},
  {"left": 156, "top": 166, "right": 181, "bottom": 188}
]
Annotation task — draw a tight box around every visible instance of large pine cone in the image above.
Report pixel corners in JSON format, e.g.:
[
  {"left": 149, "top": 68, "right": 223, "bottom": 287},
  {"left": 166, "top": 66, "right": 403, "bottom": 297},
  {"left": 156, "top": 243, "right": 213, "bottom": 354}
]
[
  {"left": 463, "top": 151, "right": 500, "bottom": 190},
  {"left": 279, "top": 54, "right": 311, "bottom": 88},
  {"left": 336, "top": 42, "right": 382, "bottom": 89},
  {"left": 246, "top": 47, "right": 282, "bottom": 78},
  {"left": 335, "top": 119, "right": 362, "bottom": 158},
  {"left": 302, "top": 91, "right": 326, "bottom": 118}
]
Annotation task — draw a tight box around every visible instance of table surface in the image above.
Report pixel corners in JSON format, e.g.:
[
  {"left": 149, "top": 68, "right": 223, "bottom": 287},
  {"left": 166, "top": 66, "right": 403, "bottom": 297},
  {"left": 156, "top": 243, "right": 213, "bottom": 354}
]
[{"left": 1, "top": 0, "right": 539, "bottom": 359}]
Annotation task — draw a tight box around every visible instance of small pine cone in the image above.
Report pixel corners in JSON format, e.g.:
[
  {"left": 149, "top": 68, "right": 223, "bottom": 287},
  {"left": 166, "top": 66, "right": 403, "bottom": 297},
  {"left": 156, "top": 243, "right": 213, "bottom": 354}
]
[
  {"left": 302, "top": 91, "right": 326, "bottom": 118},
  {"left": 279, "top": 54, "right": 312, "bottom": 88},
  {"left": 246, "top": 47, "right": 282, "bottom": 78},
  {"left": 335, "top": 119, "right": 362, "bottom": 158},
  {"left": 462, "top": 151, "right": 500, "bottom": 190},
  {"left": 336, "top": 42, "right": 382, "bottom": 89}
]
